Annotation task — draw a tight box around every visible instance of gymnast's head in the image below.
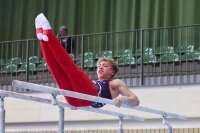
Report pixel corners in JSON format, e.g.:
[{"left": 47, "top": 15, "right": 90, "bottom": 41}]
[{"left": 96, "top": 57, "right": 119, "bottom": 80}]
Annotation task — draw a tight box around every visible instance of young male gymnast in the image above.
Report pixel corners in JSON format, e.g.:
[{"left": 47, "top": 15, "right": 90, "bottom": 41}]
[{"left": 35, "top": 13, "right": 139, "bottom": 108}]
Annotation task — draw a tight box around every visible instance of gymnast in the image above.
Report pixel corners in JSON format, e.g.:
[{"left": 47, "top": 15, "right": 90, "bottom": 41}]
[{"left": 35, "top": 13, "right": 139, "bottom": 108}]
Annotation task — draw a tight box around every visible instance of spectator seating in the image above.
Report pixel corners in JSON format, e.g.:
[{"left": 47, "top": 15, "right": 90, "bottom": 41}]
[
  {"left": 69, "top": 54, "right": 75, "bottom": 60},
  {"left": 95, "top": 51, "right": 112, "bottom": 60},
  {"left": 156, "top": 53, "right": 180, "bottom": 66},
  {"left": 23, "top": 56, "right": 40, "bottom": 65},
  {"left": 39, "top": 57, "right": 45, "bottom": 63},
  {"left": 1, "top": 64, "right": 18, "bottom": 76},
  {"left": 6, "top": 57, "right": 22, "bottom": 67},
  {"left": 113, "top": 49, "right": 132, "bottom": 59},
  {"left": 18, "top": 63, "right": 37, "bottom": 74},
  {"left": 37, "top": 62, "right": 48, "bottom": 72},
  {"left": 175, "top": 45, "right": 194, "bottom": 54},
  {"left": 117, "top": 56, "right": 135, "bottom": 68},
  {"left": 155, "top": 46, "right": 174, "bottom": 55},
  {"left": 76, "top": 52, "right": 94, "bottom": 61},
  {"left": 1, "top": 46, "right": 200, "bottom": 77},
  {"left": 76, "top": 59, "right": 95, "bottom": 71},
  {"left": 137, "top": 54, "right": 157, "bottom": 65},
  {"left": 133, "top": 48, "right": 154, "bottom": 57},
  {"left": 181, "top": 51, "right": 200, "bottom": 63}
]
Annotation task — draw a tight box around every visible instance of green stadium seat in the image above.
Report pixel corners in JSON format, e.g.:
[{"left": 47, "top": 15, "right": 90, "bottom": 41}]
[
  {"left": 76, "top": 52, "right": 94, "bottom": 61},
  {"left": 18, "top": 63, "right": 37, "bottom": 74},
  {"left": 181, "top": 51, "right": 200, "bottom": 62},
  {"left": 6, "top": 57, "right": 22, "bottom": 66},
  {"left": 76, "top": 60, "right": 82, "bottom": 68},
  {"left": 1, "top": 64, "right": 18, "bottom": 76},
  {"left": 155, "top": 46, "right": 174, "bottom": 55},
  {"left": 117, "top": 56, "right": 135, "bottom": 68},
  {"left": 23, "top": 56, "right": 40, "bottom": 64},
  {"left": 69, "top": 54, "right": 75, "bottom": 60},
  {"left": 76, "top": 59, "right": 95, "bottom": 70},
  {"left": 113, "top": 49, "right": 132, "bottom": 59},
  {"left": 95, "top": 51, "right": 112, "bottom": 60},
  {"left": 39, "top": 57, "right": 45, "bottom": 63},
  {"left": 133, "top": 48, "right": 154, "bottom": 57},
  {"left": 137, "top": 54, "right": 157, "bottom": 65},
  {"left": 175, "top": 45, "right": 194, "bottom": 54},
  {"left": 37, "top": 62, "right": 48, "bottom": 72},
  {"left": 85, "top": 59, "right": 96, "bottom": 70},
  {"left": 157, "top": 53, "right": 180, "bottom": 65}
]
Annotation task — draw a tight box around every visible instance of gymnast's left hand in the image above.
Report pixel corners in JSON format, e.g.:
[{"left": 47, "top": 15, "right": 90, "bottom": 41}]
[{"left": 113, "top": 95, "right": 126, "bottom": 108}]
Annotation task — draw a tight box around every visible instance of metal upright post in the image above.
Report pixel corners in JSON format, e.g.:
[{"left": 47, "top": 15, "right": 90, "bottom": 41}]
[
  {"left": 140, "top": 30, "right": 144, "bottom": 86},
  {"left": 0, "top": 97, "right": 5, "bottom": 133},
  {"left": 51, "top": 94, "right": 57, "bottom": 105},
  {"left": 26, "top": 40, "right": 29, "bottom": 82},
  {"left": 81, "top": 35, "right": 84, "bottom": 70},
  {"left": 163, "top": 116, "right": 172, "bottom": 133},
  {"left": 51, "top": 94, "right": 64, "bottom": 133},
  {"left": 59, "top": 106, "right": 64, "bottom": 133},
  {"left": 119, "top": 116, "right": 123, "bottom": 133}
]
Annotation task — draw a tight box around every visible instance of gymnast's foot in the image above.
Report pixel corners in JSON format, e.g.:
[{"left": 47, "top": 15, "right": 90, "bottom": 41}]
[{"left": 35, "top": 13, "right": 51, "bottom": 42}]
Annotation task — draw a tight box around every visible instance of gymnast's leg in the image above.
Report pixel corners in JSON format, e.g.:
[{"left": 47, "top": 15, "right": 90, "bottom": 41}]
[
  {"left": 35, "top": 13, "right": 98, "bottom": 106},
  {"left": 36, "top": 15, "right": 85, "bottom": 106}
]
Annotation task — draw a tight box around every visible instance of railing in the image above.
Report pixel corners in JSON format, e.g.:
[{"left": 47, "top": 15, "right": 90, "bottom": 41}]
[
  {"left": 1, "top": 24, "right": 200, "bottom": 92},
  {"left": 0, "top": 80, "right": 187, "bottom": 133}
]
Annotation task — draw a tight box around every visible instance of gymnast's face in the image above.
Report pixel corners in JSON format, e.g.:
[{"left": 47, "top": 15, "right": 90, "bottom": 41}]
[{"left": 97, "top": 61, "right": 115, "bottom": 80}]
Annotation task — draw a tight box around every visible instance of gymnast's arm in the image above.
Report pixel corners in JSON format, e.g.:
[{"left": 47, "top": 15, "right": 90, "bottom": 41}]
[{"left": 111, "top": 79, "right": 140, "bottom": 107}]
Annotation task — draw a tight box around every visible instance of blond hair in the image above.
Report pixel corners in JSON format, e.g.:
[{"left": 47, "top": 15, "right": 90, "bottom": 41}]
[{"left": 96, "top": 57, "right": 119, "bottom": 78}]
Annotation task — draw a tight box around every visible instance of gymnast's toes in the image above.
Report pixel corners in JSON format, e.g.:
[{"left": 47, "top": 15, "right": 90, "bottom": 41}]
[
  {"left": 42, "top": 35, "right": 49, "bottom": 42},
  {"left": 42, "top": 30, "right": 50, "bottom": 42},
  {"left": 35, "top": 14, "right": 42, "bottom": 29}
]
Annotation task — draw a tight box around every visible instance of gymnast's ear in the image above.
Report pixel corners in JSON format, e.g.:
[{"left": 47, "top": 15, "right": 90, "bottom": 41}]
[{"left": 111, "top": 70, "right": 115, "bottom": 76}]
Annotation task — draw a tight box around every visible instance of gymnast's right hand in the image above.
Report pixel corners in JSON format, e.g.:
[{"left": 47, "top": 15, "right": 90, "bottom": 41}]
[{"left": 113, "top": 95, "right": 126, "bottom": 108}]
